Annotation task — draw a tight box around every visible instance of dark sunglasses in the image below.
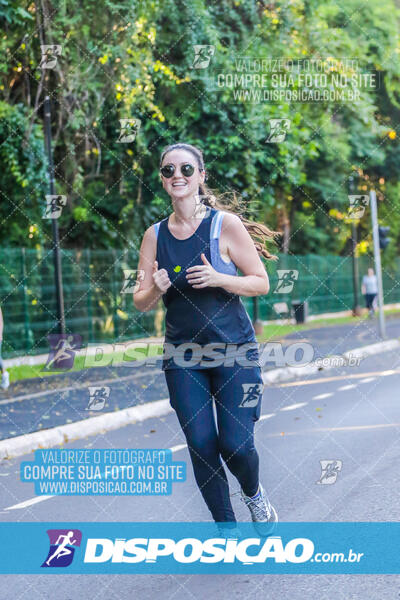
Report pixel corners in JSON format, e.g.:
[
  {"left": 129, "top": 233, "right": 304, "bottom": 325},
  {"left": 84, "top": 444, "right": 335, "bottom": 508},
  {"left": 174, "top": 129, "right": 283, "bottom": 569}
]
[{"left": 160, "top": 163, "right": 197, "bottom": 178}]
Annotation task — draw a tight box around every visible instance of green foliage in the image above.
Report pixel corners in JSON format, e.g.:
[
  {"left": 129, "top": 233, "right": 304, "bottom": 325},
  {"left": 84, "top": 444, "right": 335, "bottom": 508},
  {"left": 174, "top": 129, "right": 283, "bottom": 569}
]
[
  {"left": 0, "top": 101, "right": 48, "bottom": 246},
  {"left": 0, "top": 0, "right": 399, "bottom": 261}
]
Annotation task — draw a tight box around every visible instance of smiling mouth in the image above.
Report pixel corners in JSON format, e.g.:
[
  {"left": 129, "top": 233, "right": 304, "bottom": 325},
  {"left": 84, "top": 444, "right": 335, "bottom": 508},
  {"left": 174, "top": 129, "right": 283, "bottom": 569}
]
[{"left": 172, "top": 182, "right": 188, "bottom": 187}]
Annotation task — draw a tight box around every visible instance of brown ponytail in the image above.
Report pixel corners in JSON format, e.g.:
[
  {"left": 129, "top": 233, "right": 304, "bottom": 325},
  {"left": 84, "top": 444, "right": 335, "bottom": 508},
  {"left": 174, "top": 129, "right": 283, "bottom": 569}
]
[{"left": 160, "top": 143, "right": 281, "bottom": 261}]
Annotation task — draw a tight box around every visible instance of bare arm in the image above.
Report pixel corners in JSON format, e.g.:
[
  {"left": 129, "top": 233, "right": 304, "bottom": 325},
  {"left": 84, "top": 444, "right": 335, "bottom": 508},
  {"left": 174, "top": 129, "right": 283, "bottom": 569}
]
[
  {"left": 133, "top": 226, "right": 171, "bottom": 312},
  {"left": 186, "top": 213, "right": 270, "bottom": 296}
]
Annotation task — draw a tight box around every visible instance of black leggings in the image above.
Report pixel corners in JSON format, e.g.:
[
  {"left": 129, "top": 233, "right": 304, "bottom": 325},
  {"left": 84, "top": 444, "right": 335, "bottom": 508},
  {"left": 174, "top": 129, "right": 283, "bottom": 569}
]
[{"left": 165, "top": 362, "right": 263, "bottom": 522}]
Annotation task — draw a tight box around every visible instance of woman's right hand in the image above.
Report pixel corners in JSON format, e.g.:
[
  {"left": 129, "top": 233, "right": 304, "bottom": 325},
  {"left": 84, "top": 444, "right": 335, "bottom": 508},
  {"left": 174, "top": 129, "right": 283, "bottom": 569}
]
[{"left": 152, "top": 260, "right": 171, "bottom": 292}]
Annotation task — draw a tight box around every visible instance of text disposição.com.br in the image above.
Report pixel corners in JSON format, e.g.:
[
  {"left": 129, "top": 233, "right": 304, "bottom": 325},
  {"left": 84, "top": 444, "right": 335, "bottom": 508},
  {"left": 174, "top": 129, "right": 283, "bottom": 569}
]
[{"left": 83, "top": 536, "right": 364, "bottom": 565}]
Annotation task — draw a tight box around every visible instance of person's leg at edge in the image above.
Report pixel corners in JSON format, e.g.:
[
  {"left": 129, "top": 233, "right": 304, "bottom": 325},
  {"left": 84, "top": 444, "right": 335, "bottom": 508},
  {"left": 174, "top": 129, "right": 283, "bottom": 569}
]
[
  {"left": 164, "top": 367, "right": 236, "bottom": 524},
  {"left": 0, "top": 341, "right": 9, "bottom": 390}
]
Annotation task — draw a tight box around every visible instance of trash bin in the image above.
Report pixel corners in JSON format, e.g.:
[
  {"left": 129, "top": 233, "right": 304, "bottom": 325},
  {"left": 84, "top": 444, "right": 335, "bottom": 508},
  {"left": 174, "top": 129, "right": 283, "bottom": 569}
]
[{"left": 291, "top": 300, "right": 308, "bottom": 324}]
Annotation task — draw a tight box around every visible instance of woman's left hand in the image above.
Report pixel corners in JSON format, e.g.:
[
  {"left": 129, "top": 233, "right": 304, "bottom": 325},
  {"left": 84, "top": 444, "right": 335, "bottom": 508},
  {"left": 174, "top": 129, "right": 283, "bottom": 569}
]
[{"left": 186, "top": 253, "right": 221, "bottom": 288}]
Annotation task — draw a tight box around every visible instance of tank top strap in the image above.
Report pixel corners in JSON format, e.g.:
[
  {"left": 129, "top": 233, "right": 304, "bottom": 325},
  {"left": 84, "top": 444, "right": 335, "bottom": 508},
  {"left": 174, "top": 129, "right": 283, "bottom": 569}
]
[
  {"left": 153, "top": 216, "right": 169, "bottom": 239},
  {"left": 210, "top": 209, "right": 225, "bottom": 240},
  {"left": 209, "top": 209, "right": 236, "bottom": 274}
]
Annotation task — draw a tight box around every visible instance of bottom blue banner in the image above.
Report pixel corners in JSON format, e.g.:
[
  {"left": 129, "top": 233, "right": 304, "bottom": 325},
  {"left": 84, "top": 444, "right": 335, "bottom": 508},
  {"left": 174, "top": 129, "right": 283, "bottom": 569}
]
[{"left": 0, "top": 522, "right": 398, "bottom": 574}]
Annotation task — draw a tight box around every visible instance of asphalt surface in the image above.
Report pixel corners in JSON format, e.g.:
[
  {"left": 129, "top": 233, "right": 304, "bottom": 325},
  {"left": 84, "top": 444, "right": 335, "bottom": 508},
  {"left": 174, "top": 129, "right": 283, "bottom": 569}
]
[
  {"left": 1, "top": 315, "right": 399, "bottom": 441},
  {"left": 0, "top": 348, "right": 399, "bottom": 597},
  {"left": 282, "top": 315, "right": 400, "bottom": 358}
]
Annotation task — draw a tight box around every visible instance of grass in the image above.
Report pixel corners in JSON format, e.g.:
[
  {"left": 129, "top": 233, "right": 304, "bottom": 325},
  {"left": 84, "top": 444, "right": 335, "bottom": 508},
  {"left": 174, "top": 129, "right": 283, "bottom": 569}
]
[
  {"left": 258, "top": 308, "right": 399, "bottom": 342},
  {"left": 6, "top": 307, "right": 399, "bottom": 383}
]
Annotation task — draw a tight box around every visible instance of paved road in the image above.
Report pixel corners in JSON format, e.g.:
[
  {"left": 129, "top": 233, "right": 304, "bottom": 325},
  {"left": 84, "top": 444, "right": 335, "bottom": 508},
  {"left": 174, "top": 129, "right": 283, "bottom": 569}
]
[
  {"left": 275, "top": 315, "right": 400, "bottom": 359},
  {"left": 0, "top": 349, "right": 399, "bottom": 598},
  {"left": 1, "top": 316, "right": 399, "bottom": 441}
]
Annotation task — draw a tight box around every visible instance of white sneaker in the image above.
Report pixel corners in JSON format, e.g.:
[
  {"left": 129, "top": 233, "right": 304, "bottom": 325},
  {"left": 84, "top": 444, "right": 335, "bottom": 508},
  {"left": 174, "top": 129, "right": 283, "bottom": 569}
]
[
  {"left": 1, "top": 371, "right": 9, "bottom": 390},
  {"left": 240, "top": 483, "right": 278, "bottom": 537}
]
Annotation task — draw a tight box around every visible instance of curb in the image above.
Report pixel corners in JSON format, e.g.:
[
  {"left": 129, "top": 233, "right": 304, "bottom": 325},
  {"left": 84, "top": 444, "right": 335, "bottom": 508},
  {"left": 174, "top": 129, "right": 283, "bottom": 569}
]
[
  {"left": 262, "top": 338, "right": 400, "bottom": 385},
  {"left": 0, "top": 399, "right": 172, "bottom": 461},
  {"left": 1, "top": 338, "right": 399, "bottom": 461}
]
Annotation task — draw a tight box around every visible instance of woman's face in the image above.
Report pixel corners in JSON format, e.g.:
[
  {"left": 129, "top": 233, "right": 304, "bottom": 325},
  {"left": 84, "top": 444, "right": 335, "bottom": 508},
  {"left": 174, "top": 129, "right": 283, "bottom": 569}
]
[{"left": 160, "top": 149, "right": 205, "bottom": 202}]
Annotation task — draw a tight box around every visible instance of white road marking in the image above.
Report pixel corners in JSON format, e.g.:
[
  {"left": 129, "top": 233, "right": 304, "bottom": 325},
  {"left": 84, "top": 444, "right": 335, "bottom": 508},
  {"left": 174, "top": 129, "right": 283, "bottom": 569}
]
[
  {"left": 359, "top": 377, "right": 377, "bottom": 383},
  {"left": 312, "top": 393, "right": 333, "bottom": 400},
  {"left": 5, "top": 495, "right": 53, "bottom": 510},
  {"left": 337, "top": 384, "right": 357, "bottom": 391},
  {"left": 263, "top": 422, "right": 400, "bottom": 437},
  {"left": 277, "top": 368, "right": 400, "bottom": 388},
  {"left": 170, "top": 444, "right": 187, "bottom": 453},
  {"left": 259, "top": 413, "right": 276, "bottom": 421},
  {"left": 280, "top": 402, "right": 308, "bottom": 411}
]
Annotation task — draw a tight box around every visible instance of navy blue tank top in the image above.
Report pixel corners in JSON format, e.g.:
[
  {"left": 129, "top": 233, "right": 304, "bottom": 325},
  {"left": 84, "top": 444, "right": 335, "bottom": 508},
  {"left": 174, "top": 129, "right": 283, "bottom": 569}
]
[{"left": 154, "top": 207, "right": 258, "bottom": 370}]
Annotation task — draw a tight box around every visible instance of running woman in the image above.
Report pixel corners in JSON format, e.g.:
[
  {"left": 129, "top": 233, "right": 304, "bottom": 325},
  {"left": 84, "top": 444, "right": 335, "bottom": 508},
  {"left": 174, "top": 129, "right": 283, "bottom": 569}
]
[{"left": 134, "top": 143, "right": 279, "bottom": 534}]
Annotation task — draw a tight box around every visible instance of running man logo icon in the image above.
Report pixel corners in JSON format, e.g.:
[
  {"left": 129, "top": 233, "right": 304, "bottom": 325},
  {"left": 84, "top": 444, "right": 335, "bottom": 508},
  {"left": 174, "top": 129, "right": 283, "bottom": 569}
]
[
  {"left": 193, "top": 195, "right": 213, "bottom": 218},
  {"left": 116, "top": 118, "right": 141, "bottom": 143},
  {"left": 266, "top": 119, "right": 291, "bottom": 143},
  {"left": 239, "top": 383, "right": 264, "bottom": 408},
  {"left": 274, "top": 270, "right": 299, "bottom": 294},
  {"left": 316, "top": 460, "right": 342, "bottom": 485},
  {"left": 39, "top": 45, "right": 62, "bottom": 69},
  {"left": 86, "top": 386, "right": 110, "bottom": 411},
  {"left": 41, "top": 529, "right": 82, "bottom": 568},
  {"left": 347, "top": 195, "right": 369, "bottom": 220},
  {"left": 43, "top": 195, "right": 67, "bottom": 219},
  {"left": 121, "top": 269, "right": 145, "bottom": 294},
  {"left": 192, "top": 45, "right": 215, "bottom": 69},
  {"left": 43, "top": 334, "right": 82, "bottom": 371}
]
